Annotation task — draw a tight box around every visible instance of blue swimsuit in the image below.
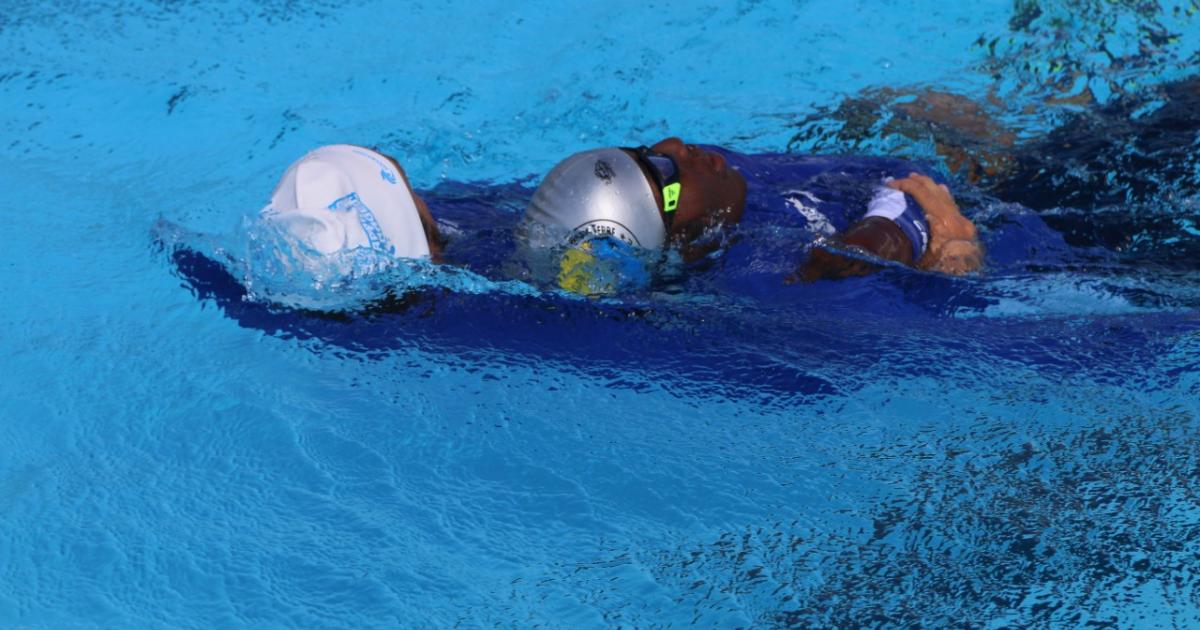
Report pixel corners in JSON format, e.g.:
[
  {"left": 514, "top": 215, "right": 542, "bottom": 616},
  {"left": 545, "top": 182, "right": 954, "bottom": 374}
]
[{"left": 708, "top": 147, "right": 936, "bottom": 261}]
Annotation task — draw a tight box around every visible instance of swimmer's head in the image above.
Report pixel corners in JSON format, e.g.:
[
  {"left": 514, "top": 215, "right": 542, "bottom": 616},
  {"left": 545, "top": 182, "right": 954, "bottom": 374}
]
[
  {"left": 525, "top": 148, "right": 667, "bottom": 250},
  {"left": 643, "top": 137, "right": 747, "bottom": 249},
  {"left": 261, "top": 144, "right": 444, "bottom": 263},
  {"left": 524, "top": 139, "right": 747, "bottom": 256}
]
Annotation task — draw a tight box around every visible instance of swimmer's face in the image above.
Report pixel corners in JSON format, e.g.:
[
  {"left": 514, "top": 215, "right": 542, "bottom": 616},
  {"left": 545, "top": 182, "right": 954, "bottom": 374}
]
[{"left": 643, "top": 137, "right": 747, "bottom": 247}]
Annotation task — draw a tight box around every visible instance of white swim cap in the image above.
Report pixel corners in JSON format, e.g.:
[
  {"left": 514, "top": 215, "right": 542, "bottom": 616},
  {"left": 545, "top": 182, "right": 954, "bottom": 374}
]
[
  {"left": 260, "top": 144, "right": 430, "bottom": 259},
  {"left": 524, "top": 148, "right": 665, "bottom": 250}
]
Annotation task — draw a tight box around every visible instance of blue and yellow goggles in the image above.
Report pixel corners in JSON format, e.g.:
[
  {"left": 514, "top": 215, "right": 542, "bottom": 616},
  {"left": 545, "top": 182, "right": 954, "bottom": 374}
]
[{"left": 624, "top": 146, "right": 682, "bottom": 225}]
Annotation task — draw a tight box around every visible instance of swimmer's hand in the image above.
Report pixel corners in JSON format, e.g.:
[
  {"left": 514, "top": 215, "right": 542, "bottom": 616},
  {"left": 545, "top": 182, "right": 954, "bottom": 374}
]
[
  {"left": 888, "top": 173, "right": 983, "bottom": 275},
  {"left": 789, "top": 173, "right": 983, "bottom": 283}
]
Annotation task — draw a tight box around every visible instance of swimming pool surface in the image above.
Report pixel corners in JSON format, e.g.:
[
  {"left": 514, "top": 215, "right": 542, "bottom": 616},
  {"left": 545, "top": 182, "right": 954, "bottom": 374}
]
[{"left": 2, "top": 1, "right": 1200, "bottom": 627}]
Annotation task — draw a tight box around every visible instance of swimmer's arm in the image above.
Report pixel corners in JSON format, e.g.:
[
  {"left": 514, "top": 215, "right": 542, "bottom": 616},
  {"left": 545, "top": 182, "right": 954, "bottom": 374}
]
[
  {"left": 791, "top": 174, "right": 983, "bottom": 281},
  {"left": 791, "top": 217, "right": 914, "bottom": 282}
]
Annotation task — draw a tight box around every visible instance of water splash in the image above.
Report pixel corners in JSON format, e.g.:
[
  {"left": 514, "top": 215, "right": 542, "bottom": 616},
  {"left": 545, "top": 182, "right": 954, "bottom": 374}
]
[{"left": 153, "top": 217, "right": 546, "bottom": 312}]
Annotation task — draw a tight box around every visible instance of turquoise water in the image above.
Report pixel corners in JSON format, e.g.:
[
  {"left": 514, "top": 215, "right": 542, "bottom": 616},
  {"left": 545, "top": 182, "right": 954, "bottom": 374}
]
[{"left": 2, "top": 1, "right": 1200, "bottom": 627}]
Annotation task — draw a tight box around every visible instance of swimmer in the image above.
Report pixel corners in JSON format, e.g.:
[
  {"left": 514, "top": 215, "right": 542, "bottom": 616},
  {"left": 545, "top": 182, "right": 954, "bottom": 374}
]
[
  {"left": 524, "top": 138, "right": 982, "bottom": 293},
  {"left": 260, "top": 144, "right": 445, "bottom": 265}
]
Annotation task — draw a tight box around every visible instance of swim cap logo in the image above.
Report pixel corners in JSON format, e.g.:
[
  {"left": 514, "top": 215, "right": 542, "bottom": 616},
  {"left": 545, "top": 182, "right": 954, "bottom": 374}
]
[
  {"left": 594, "top": 160, "right": 615, "bottom": 184},
  {"left": 568, "top": 220, "right": 639, "bottom": 248},
  {"left": 380, "top": 169, "right": 397, "bottom": 184},
  {"left": 328, "top": 192, "right": 361, "bottom": 213}
]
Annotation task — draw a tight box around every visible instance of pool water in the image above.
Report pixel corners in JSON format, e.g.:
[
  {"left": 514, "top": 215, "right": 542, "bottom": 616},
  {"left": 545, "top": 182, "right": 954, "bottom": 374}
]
[{"left": 3, "top": 1, "right": 1200, "bottom": 627}]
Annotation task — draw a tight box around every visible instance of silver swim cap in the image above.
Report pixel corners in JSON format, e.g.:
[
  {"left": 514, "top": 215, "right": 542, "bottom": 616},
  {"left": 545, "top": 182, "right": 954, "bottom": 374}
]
[{"left": 524, "top": 148, "right": 664, "bottom": 250}]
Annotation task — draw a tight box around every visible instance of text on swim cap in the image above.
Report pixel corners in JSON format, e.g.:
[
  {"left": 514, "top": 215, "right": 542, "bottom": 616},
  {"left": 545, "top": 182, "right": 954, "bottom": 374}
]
[{"left": 567, "top": 220, "right": 639, "bottom": 248}]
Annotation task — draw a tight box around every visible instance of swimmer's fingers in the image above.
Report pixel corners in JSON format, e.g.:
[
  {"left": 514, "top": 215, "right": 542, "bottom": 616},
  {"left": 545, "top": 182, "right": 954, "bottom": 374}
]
[
  {"left": 930, "top": 238, "right": 984, "bottom": 275},
  {"left": 888, "top": 173, "right": 930, "bottom": 189},
  {"left": 888, "top": 171, "right": 950, "bottom": 204},
  {"left": 908, "top": 173, "right": 938, "bottom": 189},
  {"left": 885, "top": 177, "right": 916, "bottom": 194},
  {"left": 890, "top": 174, "right": 979, "bottom": 244}
]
